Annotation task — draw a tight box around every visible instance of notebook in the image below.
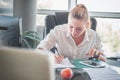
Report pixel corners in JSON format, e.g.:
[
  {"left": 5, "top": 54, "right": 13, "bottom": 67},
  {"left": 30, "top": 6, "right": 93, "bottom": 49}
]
[{"left": 0, "top": 47, "right": 55, "bottom": 80}]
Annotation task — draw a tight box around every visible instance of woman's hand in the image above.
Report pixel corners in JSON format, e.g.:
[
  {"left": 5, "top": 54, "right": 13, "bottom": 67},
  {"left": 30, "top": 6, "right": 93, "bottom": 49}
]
[
  {"left": 86, "top": 48, "right": 106, "bottom": 62},
  {"left": 86, "top": 48, "right": 98, "bottom": 57},
  {"left": 53, "top": 54, "right": 64, "bottom": 63}
]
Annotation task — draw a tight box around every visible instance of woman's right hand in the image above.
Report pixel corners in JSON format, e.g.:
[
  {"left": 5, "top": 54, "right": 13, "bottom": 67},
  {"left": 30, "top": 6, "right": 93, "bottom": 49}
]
[{"left": 54, "top": 54, "right": 64, "bottom": 64}]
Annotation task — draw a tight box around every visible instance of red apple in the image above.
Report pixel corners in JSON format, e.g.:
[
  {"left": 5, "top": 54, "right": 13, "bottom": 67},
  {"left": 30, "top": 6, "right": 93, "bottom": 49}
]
[{"left": 60, "top": 68, "right": 73, "bottom": 79}]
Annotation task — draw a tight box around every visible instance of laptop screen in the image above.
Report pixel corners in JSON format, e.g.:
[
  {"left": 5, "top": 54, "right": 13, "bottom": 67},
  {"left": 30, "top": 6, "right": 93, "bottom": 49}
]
[{"left": 0, "top": 47, "right": 55, "bottom": 80}]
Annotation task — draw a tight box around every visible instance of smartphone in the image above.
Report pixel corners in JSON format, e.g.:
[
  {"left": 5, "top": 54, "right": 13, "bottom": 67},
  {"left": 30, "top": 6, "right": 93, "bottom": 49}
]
[{"left": 79, "top": 61, "right": 105, "bottom": 68}]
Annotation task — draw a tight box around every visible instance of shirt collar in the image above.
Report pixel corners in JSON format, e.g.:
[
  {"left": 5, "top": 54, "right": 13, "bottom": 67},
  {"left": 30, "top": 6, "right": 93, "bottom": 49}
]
[
  {"left": 85, "top": 29, "right": 89, "bottom": 41},
  {"left": 66, "top": 27, "right": 90, "bottom": 42},
  {"left": 66, "top": 25, "right": 71, "bottom": 37}
]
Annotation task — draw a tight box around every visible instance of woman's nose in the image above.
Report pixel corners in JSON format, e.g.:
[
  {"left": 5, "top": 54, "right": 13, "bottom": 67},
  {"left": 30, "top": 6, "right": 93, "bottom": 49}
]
[{"left": 72, "top": 28, "right": 77, "bottom": 34}]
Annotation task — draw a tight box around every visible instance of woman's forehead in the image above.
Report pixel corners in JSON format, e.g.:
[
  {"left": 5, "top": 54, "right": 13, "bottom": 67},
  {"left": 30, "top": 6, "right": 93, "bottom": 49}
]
[{"left": 68, "top": 18, "right": 85, "bottom": 26}]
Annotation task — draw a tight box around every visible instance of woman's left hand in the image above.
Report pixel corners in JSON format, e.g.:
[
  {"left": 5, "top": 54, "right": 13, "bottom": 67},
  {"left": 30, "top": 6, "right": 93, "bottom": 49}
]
[
  {"left": 86, "top": 48, "right": 99, "bottom": 57},
  {"left": 86, "top": 48, "right": 106, "bottom": 61}
]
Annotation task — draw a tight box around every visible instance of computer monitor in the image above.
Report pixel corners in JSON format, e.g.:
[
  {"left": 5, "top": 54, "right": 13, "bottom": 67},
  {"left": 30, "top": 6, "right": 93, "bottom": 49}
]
[{"left": 0, "top": 47, "right": 55, "bottom": 80}]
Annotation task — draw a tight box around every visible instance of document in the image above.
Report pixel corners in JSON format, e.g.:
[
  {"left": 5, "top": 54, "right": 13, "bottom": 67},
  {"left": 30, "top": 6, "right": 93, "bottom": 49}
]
[
  {"left": 83, "top": 67, "right": 120, "bottom": 80},
  {"left": 79, "top": 60, "right": 106, "bottom": 68},
  {"left": 53, "top": 58, "right": 75, "bottom": 68}
]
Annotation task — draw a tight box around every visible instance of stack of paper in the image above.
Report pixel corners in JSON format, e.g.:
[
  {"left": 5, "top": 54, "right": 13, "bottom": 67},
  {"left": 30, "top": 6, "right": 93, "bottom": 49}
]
[{"left": 83, "top": 68, "right": 120, "bottom": 80}]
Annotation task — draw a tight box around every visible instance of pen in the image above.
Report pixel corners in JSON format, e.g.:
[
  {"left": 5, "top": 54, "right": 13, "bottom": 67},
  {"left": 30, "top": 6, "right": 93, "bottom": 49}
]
[{"left": 55, "top": 47, "right": 63, "bottom": 58}]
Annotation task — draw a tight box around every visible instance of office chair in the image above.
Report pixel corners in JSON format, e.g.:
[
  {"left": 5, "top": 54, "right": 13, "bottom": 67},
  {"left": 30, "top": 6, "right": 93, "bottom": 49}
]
[
  {"left": 44, "top": 12, "right": 97, "bottom": 52},
  {"left": 0, "top": 15, "right": 21, "bottom": 47}
]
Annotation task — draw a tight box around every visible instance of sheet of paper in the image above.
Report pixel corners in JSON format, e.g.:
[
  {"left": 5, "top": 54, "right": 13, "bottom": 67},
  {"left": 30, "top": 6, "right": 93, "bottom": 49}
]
[
  {"left": 83, "top": 67, "right": 120, "bottom": 80},
  {"left": 79, "top": 60, "right": 107, "bottom": 68},
  {"left": 53, "top": 57, "right": 75, "bottom": 68}
]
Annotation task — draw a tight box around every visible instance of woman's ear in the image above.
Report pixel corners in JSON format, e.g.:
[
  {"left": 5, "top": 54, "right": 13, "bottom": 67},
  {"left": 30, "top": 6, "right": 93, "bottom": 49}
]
[{"left": 86, "top": 21, "right": 91, "bottom": 29}]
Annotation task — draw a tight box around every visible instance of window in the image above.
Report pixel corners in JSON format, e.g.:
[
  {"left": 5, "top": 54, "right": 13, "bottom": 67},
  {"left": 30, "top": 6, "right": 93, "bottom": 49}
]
[
  {"left": 96, "top": 18, "right": 120, "bottom": 57},
  {"left": 36, "top": 14, "right": 47, "bottom": 26},
  {"left": 77, "top": 0, "right": 120, "bottom": 12},
  {"left": 37, "top": 0, "right": 69, "bottom": 27},
  {"left": 37, "top": 0, "right": 68, "bottom": 10},
  {"left": 0, "top": 0, "right": 13, "bottom": 15}
]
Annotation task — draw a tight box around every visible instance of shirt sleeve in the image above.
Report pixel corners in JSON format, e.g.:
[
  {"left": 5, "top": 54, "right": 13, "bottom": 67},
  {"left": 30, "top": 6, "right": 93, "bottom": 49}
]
[
  {"left": 37, "top": 27, "right": 58, "bottom": 50},
  {"left": 94, "top": 33, "right": 105, "bottom": 55}
]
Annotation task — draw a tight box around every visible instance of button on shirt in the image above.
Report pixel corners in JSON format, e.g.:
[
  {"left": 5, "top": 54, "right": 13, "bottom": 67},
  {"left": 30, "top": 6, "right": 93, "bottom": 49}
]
[{"left": 37, "top": 24, "right": 103, "bottom": 60}]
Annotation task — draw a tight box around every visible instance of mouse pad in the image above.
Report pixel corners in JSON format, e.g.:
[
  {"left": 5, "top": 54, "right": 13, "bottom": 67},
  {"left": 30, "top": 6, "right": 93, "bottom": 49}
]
[{"left": 55, "top": 68, "right": 91, "bottom": 80}]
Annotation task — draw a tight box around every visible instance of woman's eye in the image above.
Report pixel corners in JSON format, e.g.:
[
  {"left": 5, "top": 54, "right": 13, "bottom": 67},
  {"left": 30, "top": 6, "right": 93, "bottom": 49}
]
[{"left": 70, "top": 26, "right": 73, "bottom": 28}]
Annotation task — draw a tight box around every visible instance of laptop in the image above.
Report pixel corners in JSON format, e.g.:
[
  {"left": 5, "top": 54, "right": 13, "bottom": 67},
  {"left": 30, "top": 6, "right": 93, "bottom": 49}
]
[{"left": 0, "top": 47, "right": 55, "bottom": 80}]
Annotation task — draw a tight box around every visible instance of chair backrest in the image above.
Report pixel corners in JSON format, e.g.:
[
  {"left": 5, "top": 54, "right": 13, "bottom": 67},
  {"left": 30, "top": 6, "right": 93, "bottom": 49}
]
[
  {"left": 45, "top": 12, "right": 97, "bottom": 35},
  {"left": 0, "top": 15, "right": 21, "bottom": 47}
]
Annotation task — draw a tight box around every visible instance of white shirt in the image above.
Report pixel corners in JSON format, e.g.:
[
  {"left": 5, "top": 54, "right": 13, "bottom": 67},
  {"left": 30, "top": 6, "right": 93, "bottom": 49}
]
[{"left": 37, "top": 24, "right": 103, "bottom": 60}]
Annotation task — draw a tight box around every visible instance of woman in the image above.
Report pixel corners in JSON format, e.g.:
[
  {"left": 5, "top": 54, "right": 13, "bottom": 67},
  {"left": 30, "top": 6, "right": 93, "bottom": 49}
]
[{"left": 37, "top": 4, "right": 106, "bottom": 63}]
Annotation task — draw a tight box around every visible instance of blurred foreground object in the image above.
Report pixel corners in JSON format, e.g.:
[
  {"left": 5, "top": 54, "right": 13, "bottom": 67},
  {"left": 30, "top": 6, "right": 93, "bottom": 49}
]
[{"left": 0, "top": 47, "right": 54, "bottom": 80}]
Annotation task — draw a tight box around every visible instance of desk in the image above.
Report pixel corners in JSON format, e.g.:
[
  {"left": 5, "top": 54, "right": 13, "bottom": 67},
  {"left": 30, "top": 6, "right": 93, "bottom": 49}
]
[
  {"left": 73, "top": 59, "right": 120, "bottom": 73},
  {"left": 55, "top": 68, "right": 91, "bottom": 80},
  {"left": 55, "top": 59, "right": 120, "bottom": 80},
  {"left": 107, "top": 59, "right": 120, "bottom": 67},
  {"left": 55, "top": 59, "right": 93, "bottom": 80},
  {"left": 75, "top": 59, "right": 120, "bottom": 80}
]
